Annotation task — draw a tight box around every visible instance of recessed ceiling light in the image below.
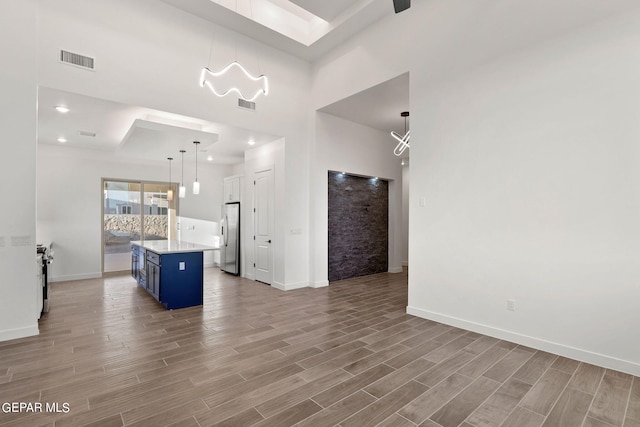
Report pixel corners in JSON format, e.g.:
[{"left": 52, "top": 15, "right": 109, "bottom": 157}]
[
  {"left": 207, "top": 156, "right": 213, "bottom": 162},
  {"left": 55, "top": 106, "right": 70, "bottom": 113},
  {"left": 248, "top": 139, "right": 256, "bottom": 146},
  {"left": 57, "top": 137, "right": 67, "bottom": 143}
]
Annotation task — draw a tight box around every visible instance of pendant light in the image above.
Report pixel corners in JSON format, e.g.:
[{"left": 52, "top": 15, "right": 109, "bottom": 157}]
[
  {"left": 192, "top": 141, "right": 200, "bottom": 195},
  {"left": 391, "top": 111, "right": 410, "bottom": 156},
  {"left": 179, "top": 150, "right": 186, "bottom": 198},
  {"left": 199, "top": 1, "right": 269, "bottom": 102},
  {"left": 167, "top": 157, "right": 174, "bottom": 201}
]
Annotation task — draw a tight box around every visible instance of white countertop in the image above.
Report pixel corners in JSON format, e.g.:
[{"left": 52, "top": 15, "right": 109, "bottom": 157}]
[{"left": 131, "top": 240, "right": 218, "bottom": 254}]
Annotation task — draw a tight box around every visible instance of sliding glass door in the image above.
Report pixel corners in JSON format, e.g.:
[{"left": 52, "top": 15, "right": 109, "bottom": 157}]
[{"left": 102, "top": 179, "right": 178, "bottom": 272}]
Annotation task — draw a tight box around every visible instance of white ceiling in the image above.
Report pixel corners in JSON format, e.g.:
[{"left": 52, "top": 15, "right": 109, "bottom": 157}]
[
  {"left": 38, "top": 1, "right": 409, "bottom": 163},
  {"left": 38, "top": 86, "right": 279, "bottom": 164},
  {"left": 289, "top": 0, "right": 365, "bottom": 22},
  {"left": 320, "top": 73, "right": 410, "bottom": 135},
  {"left": 160, "top": 0, "right": 391, "bottom": 60}
]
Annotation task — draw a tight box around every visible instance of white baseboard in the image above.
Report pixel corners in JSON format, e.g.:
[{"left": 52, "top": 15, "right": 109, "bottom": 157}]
[
  {"left": 406, "top": 305, "right": 640, "bottom": 377},
  {"left": 50, "top": 272, "right": 102, "bottom": 283},
  {"left": 388, "top": 266, "right": 403, "bottom": 273},
  {"left": 272, "top": 281, "right": 286, "bottom": 291},
  {"left": 312, "top": 280, "right": 329, "bottom": 288},
  {"left": 272, "top": 281, "right": 308, "bottom": 291},
  {"left": 0, "top": 324, "right": 39, "bottom": 342}
]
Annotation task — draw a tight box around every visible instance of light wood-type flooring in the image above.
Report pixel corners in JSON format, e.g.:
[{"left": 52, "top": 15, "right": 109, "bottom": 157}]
[{"left": 1, "top": 268, "right": 639, "bottom": 426}]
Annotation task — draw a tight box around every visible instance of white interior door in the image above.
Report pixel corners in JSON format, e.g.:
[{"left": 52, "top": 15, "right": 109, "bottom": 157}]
[{"left": 254, "top": 169, "right": 273, "bottom": 284}]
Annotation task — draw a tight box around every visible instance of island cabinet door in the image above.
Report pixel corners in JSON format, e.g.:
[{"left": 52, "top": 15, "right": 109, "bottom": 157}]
[
  {"left": 159, "top": 252, "right": 204, "bottom": 310},
  {"left": 146, "top": 251, "right": 161, "bottom": 300},
  {"left": 147, "top": 262, "right": 160, "bottom": 300}
]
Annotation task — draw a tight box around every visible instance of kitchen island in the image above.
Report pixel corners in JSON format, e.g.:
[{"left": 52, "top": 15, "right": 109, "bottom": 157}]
[{"left": 131, "top": 240, "right": 216, "bottom": 309}]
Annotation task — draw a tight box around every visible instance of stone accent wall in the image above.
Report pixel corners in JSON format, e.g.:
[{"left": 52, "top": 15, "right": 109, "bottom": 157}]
[
  {"left": 328, "top": 172, "right": 389, "bottom": 282},
  {"left": 104, "top": 214, "right": 167, "bottom": 243}
]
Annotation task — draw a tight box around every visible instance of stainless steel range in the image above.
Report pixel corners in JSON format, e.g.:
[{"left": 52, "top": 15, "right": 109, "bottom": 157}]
[{"left": 36, "top": 243, "right": 53, "bottom": 314}]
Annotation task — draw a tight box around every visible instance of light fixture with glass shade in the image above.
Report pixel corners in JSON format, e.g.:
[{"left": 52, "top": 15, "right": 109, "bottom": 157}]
[
  {"left": 179, "top": 150, "right": 186, "bottom": 198},
  {"left": 167, "top": 157, "right": 174, "bottom": 201},
  {"left": 192, "top": 141, "right": 200, "bottom": 195}
]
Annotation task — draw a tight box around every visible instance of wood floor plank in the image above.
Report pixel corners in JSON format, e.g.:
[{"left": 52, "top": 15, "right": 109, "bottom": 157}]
[
  {"left": 254, "top": 368, "right": 351, "bottom": 418},
  {"left": 466, "top": 377, "right": 531, "bottom": 427},
  {"left": 482, "top": 347, "right": 535, "bottom": 383},
  {"left": 194, "top": 375, "right": 305, "bottom": 425},
  {"left": 423, "top": 335, "right": 478, "bottom": 364},
  {"left": 1, "top": 268, "right": 637, "bottom": 427},
  {"left": 202, "top": 364, "right": 304, "bottom": 408},
  {"left": 344, "top": 343, "right": 409, "bottom": 375},
  {"left": 299, "top": 390, "right": 376, "bottom": 427},
  {"left": 341, "top": 380, "right": 429, "bottom": 427},
  {"left": 251, "top": 399, "right": 322, "bottom": 427},
  {"left": 568, "top": 363, "right": 605, "bottom": 394},
  {"left": 376, "top": 413, "right": 417, "bottom": 427},
  {"left": 126, "top": 399, "right": 208, "bottom": 427},
  {"left": 501, "top": 406, "right": 545, "bottom": 427},
  {"left": 457, "top": 345, "right": 510, "bottom": 379},
  {"left": 364, "top": 357, "right": 435, "bottom": 398},
  {"left": 542, "top": 387, "right": 593, "bottom": 427},
  {"left": 551, "top": 356, "right": 580, "bottom": 374},
  {"left": 312, "top": 363, "right": 395, "bottom": 408},
  {"left": 626, "top": 376, "right": 640, "bottom": 424},
  {"left": 511, "top": 351, "right": 558, "bottom": 385},
  {"left": 415, "top": 349, "right": 477, "bottom": 387},
  {"left": 398, "top": 373, "right": 473, "bottom": 424},
  {"left": 588, "top": 373, "right": 633, "bottom": 426},
  {"left": 429, "top": 376, "right": 501, "bottom": 427},
  {"left": 520, "top": 368, "right": 572, "bottom": 416},
  {"left": 582, "top": 415, "right": 619, "bottom": 427},
  {"left": 206, "top": 408, "right": 263, "bottom": 427}
]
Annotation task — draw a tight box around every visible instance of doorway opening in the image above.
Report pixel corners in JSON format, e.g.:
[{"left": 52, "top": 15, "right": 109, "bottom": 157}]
[{"left": 102, "top": 179, "right": 178, "bottom": 273}]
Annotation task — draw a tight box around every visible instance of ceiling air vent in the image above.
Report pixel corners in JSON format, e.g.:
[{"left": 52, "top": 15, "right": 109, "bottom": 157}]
[
  {"left": 238, "top": 98, "right": 256, "bottom": 111},
  {"left": 60, "top": 49, "right": 95, "bottom": 70},
  {"left": 79, "top": 130, "right": 96, "bottom": 137}
]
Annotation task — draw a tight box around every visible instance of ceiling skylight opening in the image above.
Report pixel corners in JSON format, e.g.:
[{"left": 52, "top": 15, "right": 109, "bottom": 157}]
[{"left": 212, "top": 0, "right": 330, "bottom": 46}]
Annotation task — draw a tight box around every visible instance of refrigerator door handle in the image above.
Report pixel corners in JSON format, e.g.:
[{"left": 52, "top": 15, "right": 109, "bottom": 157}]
[{"left": 224, "top": 215, "right": 229, "bottom": 246}]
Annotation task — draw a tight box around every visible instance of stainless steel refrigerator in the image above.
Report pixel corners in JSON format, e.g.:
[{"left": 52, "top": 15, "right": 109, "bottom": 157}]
[{"left": 220, "top": 202, "right": 240, "bottom": 275}]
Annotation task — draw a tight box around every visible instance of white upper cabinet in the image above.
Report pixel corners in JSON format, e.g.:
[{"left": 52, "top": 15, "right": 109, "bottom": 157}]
[{"left": 223, "top": 176, "right": 241, "bottom": 203}]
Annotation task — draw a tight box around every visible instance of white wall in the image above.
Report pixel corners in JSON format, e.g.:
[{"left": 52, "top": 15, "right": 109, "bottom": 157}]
[
  {"left": 36, "top": 0, "right": 311, "bottom": 289},
  {"left": 409, "top": 9, "right": 640, "bottom": 374},
  {"left": 402, "top": 163, "right": 409, "bottom": 266},
  {"left": 0, "top": 0, "right": 38, "bottom": 341},
  {"left": 310, "top": 112, "right": 403, "bottom": 286},
  {"left": 312, "top": 1, "right": 640, "bottom": 375},
  {"left": 37, "top": 144, "right": 231, "bottom": 281}
]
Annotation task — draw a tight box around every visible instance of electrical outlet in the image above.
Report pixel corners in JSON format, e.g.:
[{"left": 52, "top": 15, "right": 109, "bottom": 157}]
[{"left": 507, "top": 299, "right": 516, "bottom": 311}]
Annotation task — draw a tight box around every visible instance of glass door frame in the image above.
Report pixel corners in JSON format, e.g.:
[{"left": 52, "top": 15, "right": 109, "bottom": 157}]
[{"left": 101, "top": 178, "right": 179, "bottom": 274}]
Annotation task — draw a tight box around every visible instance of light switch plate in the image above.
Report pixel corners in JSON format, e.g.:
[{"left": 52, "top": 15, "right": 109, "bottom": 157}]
[{"left": 179, "top": 262, "right": 185, "bottom": 271}]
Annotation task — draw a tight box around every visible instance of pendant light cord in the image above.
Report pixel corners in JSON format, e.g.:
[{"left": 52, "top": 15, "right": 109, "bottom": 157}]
[
  {"left": 180, "top": 150, "right": 185, "bottom": 186},
  {"left": 193, "top": 141, "right": 200, "bottom": 182}
]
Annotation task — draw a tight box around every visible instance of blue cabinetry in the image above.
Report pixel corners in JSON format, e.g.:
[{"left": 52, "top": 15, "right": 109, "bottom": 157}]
[{"left": 131, "top": 243, "right": 204, "bottom": 310}]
